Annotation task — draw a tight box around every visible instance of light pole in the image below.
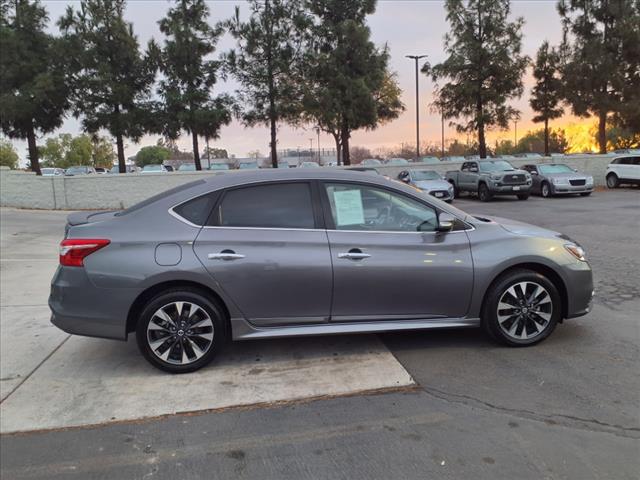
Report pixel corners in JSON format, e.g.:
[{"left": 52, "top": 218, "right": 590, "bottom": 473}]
[
  {"left": 406, "top": 55, "right": 427, "bottom": 160},
  {"left": 316, "top": 127, "right": 320, "bottom": 162},
  {"left": 514, "top": 120, "right": 518, "bottom": 145},
  {"left": 441, "top": 111, "right": 445, "bottom": 159},
  {"left": 309, "top": 138, "right": 313, "bottom": 160}
]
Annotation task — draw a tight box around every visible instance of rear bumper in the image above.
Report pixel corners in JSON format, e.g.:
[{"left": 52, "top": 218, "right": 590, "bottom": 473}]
[{"left": 49, "top": 266, "right": 140, "bottom": 341}]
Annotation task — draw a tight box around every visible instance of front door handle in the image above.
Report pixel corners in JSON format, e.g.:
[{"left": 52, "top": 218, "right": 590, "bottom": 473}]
[
  {"left": 338, "top": 248, "right": 371, "bottom": 260},
  {"left": 208, "top": 250, "right": 245, "bottom": 261}
]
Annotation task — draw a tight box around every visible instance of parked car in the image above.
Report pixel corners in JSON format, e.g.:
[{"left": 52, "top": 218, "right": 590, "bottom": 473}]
[
  {"left": 109, "top": 165, "right": 138, "bottom": 174},
  {"left": 238, "top": 161, "right": 259, "bottom": 170},
  {"left": 299, "top": 161, "right": 320, "bottom": 168},
  {"left": 141, "top": 164, "right": 169, "bottom": 174},
  {"left": 208, "top": 163, "right": 230, "bottom": 171},
  {"left": 386, "top": 158, "right": 409, "bottom": 166},
  {"left": 398, "top": 169, "right": 454, "bottom": 202},
  {"left": 65, "top": 166, "right": 96, "bottom": 176},
  {"left": 417, "top": 156, "right": 441, "bottom": 164},
  {"left": 94, "top": 167, "right": 109, "bottom": 174},
  {"left": 522, "top": 163, "right": 593, "bottom": 197},
  {"left": 178, "top": 163, "right": 196, "bottom": 172},
  {"left": 50, "top": 169, "right": 594, "bottom": 373},
  {"left": 41, "top": 168, "right": 65, "bottom": 177},
  {"left": 606, "top": 155, "right": 640, "bottom": 188},
  {"left": 515, "top": 153, "right": 543, "bottom": 159},
  {"left": 164, "top": 165, "right": 175, "bottom": 172},
  {"left": 362, "top": 159, "right": 383, "bottom": 166},
  {"left": 278, "top": 161, "right": 292, "bottom": 168},
  {"left": 442, "top": 156, "right": 466, "bottom": 162},
  {"left": 445, "top": 160, "right": 532, "bottom": 201}
]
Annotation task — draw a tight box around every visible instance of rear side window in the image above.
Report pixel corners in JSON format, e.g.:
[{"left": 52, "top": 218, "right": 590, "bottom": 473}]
[
  {"left": 213, "top": 183, "right": 315, "bottom": 229},
  {"left": 173, "top": 192, "right": 218, "bottom": 226}
]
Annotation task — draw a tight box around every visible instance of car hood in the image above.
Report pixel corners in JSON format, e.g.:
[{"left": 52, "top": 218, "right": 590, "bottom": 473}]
[
  {"left": 475, "top": 215, "right": 569, "bottom": 241},
  {"left": 413, "top": 179, "right": 451, "bottom": 190}
]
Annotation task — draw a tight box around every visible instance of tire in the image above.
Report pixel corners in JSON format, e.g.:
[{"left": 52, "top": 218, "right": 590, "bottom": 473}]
[
  {"left": 606, "top": 173, "right": 619, "bottom": 189},
  {"left": 482, "top": 269, "right": 560, "bottom": 347},
  {"left": 449, "top": 181, "right": 459, "bottom": 198},
  {"left": 478, "top": 183, "right": 492, "bottom": 202},
  {"left": 580, "top": 192, "right": 592, "bottom": 197},
  {"left": 540, "top": 181, "right": 552, "bottom": 198},
  {"left": 517, "top": 193, "right": 529, "bottom": 200},
  {"left": 136, "top": 288, "right": 227, "bottom": 373}
]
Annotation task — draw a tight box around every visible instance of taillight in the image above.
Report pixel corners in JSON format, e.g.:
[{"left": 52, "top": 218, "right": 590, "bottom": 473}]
[{"left": 59, "top": 239, "right": 110, "bottom": 267}]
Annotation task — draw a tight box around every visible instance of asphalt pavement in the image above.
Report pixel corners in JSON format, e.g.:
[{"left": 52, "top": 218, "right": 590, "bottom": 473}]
[{"left": 1, "top": 189, "right": 639, "bottom": 479}]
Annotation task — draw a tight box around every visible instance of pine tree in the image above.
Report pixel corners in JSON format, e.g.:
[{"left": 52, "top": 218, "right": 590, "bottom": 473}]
[
  {"left": 558, "top": 0, "right": 640, "bottom": 153},
  {"left": 225, "top": 0, "right": 309, "bottom": 168},
  {"left": 427, "top": 0, "right": 529, "bottom": 158},
  {"left": 530, "top": 41, "right": 564, "bottom": 156},
  {"left": 0, "top": 0, "right": 69, "bottom": 175},
  {"left": 158, "top": 0, "right": 232, "bottom": 171},
  {"left": 58, "top": 0, "right": 157, "bottom": 173},
  {"left": 304, "top": 0, "right": 403, "bottom": 165}
]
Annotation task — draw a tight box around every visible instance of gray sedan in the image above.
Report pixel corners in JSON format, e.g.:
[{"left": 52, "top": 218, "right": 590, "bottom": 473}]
[
  {"left": 398, "top": 169, "right": 454, "bottom": 202},
  {"left": 50, "top": 169, "right": 593, "bottom": 373},
  {"left": 523, "top": 164, "right": 594, "bottom": 197}
]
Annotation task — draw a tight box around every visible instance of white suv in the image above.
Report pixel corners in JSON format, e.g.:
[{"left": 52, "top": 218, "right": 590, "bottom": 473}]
[{"left": 606, "top": 155, "right": 640, "bottom": 188}]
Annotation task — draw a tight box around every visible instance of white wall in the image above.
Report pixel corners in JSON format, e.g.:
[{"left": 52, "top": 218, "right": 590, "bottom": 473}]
[{"left": 0, "top": 155, "right": 619, "bottom": 210}]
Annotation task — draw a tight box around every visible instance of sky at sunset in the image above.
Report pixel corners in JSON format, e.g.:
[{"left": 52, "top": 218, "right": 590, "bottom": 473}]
[{"left": 9, "top": 0, "right": 595, "bottom": 161}]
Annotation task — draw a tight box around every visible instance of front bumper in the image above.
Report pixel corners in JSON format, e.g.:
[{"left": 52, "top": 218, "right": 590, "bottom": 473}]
[
  {"left": 551, "top": 184, "right": 594, "bottom": 194},
  {"left": 489, "top": 183, "right": 531, "bottom": 195},
  {"left": 424, "top": 189, "right": 453, "bottom": 202},
  {"left": 49, "top": 266, "right": 140, "bottom": 341},
  {"left": 562, "top": 261, "right": 595, "bottom": 319}
]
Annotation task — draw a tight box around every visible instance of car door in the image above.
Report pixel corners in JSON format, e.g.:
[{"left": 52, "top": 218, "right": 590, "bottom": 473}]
[
  {"left": 321, "top": 181, "right": 474, "bottom": 321},
  {"left": 193, "top": 181, "right": 333, "bottom": 326},
  {"left": 523, "top": 165, "right": 541, "bottom": 192}
]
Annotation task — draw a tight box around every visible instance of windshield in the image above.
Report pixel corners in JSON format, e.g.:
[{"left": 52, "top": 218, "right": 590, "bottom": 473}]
[
  {"left": 115, "top": 180, "right": 205, "bottom": 216},
  {"left": 411, "top": 170, "right": 442, "bottom": 181},
  {"left": 479, "top": 160, "right": 515, "bottom": 172},
  {"left": 143, "top": 165, "right": 163, "bottom": 171},
  {"left": 239, "top": 162, "right": 258, "bottom": 169},
  {"left": 539, "top": 164, "right": 574, "bottom": 174},
  {"left": 363, "top": 159, "right": 382, "bottom": 165},
  {"left": 178, "top": 164, "right": 196, "bottom": 171},
  {"left": 209, "top": 163, "right": 229, "bottom": 170}
]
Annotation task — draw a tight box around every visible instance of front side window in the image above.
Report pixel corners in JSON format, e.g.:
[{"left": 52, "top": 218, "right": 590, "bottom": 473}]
[
  {"left": 324, "top": 183, "right": 438, "bottom": 232},
  {"left": 215, "top": 183, "right": 315, "bottom": 229}
]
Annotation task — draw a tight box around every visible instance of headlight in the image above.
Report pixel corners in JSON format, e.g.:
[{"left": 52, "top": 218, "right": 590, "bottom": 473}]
[
  {"left": 552, "top": 177, "right": 568, "bottom": 185},
  {"left": 565, "top": 244, "right": 587, "bottom": 262},
  {"left": 491, "top": 174, "right": 501, "bottom": 181},
  {"left": 586, "top": 176, "right": 594, "bottom": 184}
]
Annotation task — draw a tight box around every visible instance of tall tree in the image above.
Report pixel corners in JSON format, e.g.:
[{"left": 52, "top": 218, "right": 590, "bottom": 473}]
[
  {"left": 158, "top": 0, "right": 232, "bottom": 171},
  {"left": 304, "top": 0, "right": 403, "bottom": 165},
  {"left": 0, "top": 140, "right": 19, "bottom": 169},
  {"left": 426, "top": 0, "right": 529, "bottom": 158},
  {"left": 530, "top": 41, "right": 564, "bottom": 156},
  {"left": 0, "top": 0, "right": 69, "bottom": 175},
  {"left": 558, "top": 0, "right": 640, "bottom": 153},
  {"left": 225, "top": 0, "right": 309, "bottom": 168},
  {"left": 58, "top": 0, "right": 157, "bottom": 173}
]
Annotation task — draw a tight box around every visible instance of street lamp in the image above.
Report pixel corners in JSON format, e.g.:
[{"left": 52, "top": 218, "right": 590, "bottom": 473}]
[{"left": 406, "top": 54, "right": 427, "bottom": 160}]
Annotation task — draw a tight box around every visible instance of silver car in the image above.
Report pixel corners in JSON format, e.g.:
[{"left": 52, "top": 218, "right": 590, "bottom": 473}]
[
  {"left": 523, "top": 164, "right": 594, "bottom": 197},
  {"left": 397, "top": 169, "right": 454, "bottom": 202},
  {"left": 50, "top": 170, "right": 593, "bottom": 373}
]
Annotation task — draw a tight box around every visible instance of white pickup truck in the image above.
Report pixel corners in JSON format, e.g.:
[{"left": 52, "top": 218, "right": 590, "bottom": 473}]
[{"left": 445, "top": 159, "right": 533, "bottom": 202}]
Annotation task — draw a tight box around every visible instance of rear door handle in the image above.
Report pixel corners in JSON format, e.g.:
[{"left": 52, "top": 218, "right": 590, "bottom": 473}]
[
  {"left": 208, "top": 250, "right": 245, "bottom": 261},
  {"left": 338, "top": 249, "right": 370, "bottom": 260}
]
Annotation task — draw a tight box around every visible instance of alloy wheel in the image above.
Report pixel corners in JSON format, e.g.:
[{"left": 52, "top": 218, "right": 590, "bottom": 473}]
[
  {"left": 541, "top": 183, "right": 550, "bottom": 197},
  {"left": 496, "top": 281, "right": 553, "bottom": 340},
  {"left": 146, "top": 301, "right": 214, "bottom": 365}
]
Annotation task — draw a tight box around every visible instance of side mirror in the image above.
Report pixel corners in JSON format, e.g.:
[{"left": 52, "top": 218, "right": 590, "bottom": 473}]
[{"left": 437, "top": 213, "right": 455, "bottom": 232}]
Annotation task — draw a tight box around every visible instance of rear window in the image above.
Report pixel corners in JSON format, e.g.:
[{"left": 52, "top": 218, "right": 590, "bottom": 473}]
[
  {"left": 213, "top": 183, "right": 315, "bottom": 229},
  {"left": 116, "top": 180, "right": 205, "bottom": 216},
  {"left": 173, "top": 193, "right": 218, "bottom": 226}
]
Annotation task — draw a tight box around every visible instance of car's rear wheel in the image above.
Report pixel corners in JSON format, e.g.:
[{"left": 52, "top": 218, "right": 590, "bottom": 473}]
[
  {"left": 517, "top": 193, "right": 529, "bottom": 200},
  {"left": 478, "top": 183, "right": 492, "bottom": 202},
  {"left": 136, "top": 288, "right": 226, "bottom": 373},
  {"left": 482, "top": 269, "right": 560, "bottom": 346},
  {"left": 541, "top": 181, "right": 552, "bottom": 198},
  {"left": 606, "top": 173, "right": 619, "bottom": 188}
]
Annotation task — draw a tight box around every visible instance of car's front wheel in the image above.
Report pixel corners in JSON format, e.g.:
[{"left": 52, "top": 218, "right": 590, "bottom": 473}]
[
  {"left": 136, "top": 288, "right": 226, "bottom": 373},
  {"left": 482, "top": 269, "right": 560, "bottom": 346},
  {"left": 540, "top": 181, "right": 552, "bottom": 198},
  {"left": 478, "top": 183, "right": 492, "bottom": 202},
  {"left": 606, "top": 173, "right": 619, "bottom": 189}
]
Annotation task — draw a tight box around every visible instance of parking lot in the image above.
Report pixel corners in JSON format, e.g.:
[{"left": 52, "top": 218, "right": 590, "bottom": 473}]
[{"left": 1, "top": 189, "right": 639, "bottom": 479}]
